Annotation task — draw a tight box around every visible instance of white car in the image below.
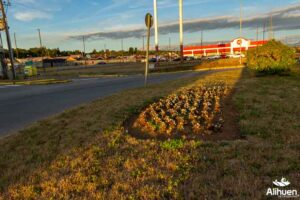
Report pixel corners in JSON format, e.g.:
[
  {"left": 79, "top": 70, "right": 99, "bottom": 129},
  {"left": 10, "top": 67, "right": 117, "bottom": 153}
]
[
  {"left": 206, "top": 55, "right": 221, "bottom": 60},
  {"left": 228, "top": 54, "right": 245, "bottom": 58}
]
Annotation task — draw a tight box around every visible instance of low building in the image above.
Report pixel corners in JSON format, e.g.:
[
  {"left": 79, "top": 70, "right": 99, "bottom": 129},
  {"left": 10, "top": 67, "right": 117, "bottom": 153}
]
[
  {"left": 184, "top": 38, "right": 268, "bottom": 57},
  {"left": 43, "top": 58, "right": 67, "bottom": 68}
]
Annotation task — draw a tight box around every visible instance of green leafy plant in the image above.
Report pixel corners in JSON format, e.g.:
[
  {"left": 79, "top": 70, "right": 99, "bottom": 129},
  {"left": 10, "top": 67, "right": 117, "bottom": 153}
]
[
  {"left": 161, "top": 139, "right": 185, "bottom": 150},
  {"left": 247, "top": 40, "right": 296, "bottom": 75}
]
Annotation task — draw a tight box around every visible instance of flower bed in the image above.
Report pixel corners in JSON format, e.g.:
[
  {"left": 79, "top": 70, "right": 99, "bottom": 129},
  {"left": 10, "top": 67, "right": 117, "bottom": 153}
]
[{"left": 131, "top": 84, "right": 230, "bottom": 139}]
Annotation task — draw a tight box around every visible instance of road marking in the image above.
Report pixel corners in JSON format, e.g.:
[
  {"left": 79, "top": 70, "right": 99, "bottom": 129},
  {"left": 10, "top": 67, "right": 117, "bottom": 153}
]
[{"left": 0, "top": 85, "right": 21, "bottom": 89}]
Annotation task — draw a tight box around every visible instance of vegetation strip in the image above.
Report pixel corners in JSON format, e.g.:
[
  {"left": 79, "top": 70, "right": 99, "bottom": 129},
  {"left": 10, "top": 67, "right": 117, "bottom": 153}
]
[
  {"left": 0, "top": 67, "right": 299, "bottom": 199},
  {"left": 79, "top": 74, "right": 128, "bottom": 78},
  {"left": 0, "top": 79, "right": 71, "bottom": 85}
]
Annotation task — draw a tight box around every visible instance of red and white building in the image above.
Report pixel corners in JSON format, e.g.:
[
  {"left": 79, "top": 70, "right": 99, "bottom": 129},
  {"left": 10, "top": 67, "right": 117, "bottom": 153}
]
[{"left": 184, "top": 38, "right": 268, "bottom": 57}]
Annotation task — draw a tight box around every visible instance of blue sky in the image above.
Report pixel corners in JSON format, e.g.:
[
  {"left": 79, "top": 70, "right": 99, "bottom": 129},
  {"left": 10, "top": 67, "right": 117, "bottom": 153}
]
[{"left": 5, "top": 0, "right": 300, "bottom": 51}]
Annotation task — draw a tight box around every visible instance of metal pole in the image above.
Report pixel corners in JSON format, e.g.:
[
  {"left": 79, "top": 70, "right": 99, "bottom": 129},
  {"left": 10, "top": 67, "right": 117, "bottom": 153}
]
[
  {"left": 13, "top": 32, "right": 19, "bottom": 59},
  {"left": 37, "top": 28, "right": 45, "bottom": 71},
  {"left": 121, "top": 38, "right": 124, "bottom": 62},
  {"left": 269, "top": 12, "right": 273, "bottom": 40},
  {"left": 38, "top": 29, "right": 43, "bottom": 48},
  {"left": 256, "top": 25, "right": 259, "bottom": 64},
  {"left": 179, "top": 0, "right": 184, "bottom": 62},
  {"left": 82, "top": 36, "right": 86, "bottom": 65},
  {"left": 239, "top": 0, "right": 243, "bottom": 65},
  {"left": 0, "top": 32, "right": 8, "bottom": 79},
  {"left": 169, "top": 34, "right": 171, "bottom": 61},
  {"left": 145, "top": 17, "right": 151, "bottom": 86},
  {"left": 142, "top": 36, "right": 145, "bottom": 52},
  {"left": 201, "top": 30, "right": 203, "bottom": 47},
  {"left": 153, "top": 0, "right": 159, "bottom": 63},
  {"left": 104, "top": 43, "right": 107, "bottom": 60},
  {"left": 263, "top": 21, "right": 266, "bottom": 41},
  {"left": 0, "top": 0, "right": 15, "bottom": 79}
]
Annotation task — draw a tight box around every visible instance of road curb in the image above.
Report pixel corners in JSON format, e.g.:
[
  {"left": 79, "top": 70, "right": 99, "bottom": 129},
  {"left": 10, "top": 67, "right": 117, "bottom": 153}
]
[{"left": 0, "top": 79, "right": 72, "bottom": 86}]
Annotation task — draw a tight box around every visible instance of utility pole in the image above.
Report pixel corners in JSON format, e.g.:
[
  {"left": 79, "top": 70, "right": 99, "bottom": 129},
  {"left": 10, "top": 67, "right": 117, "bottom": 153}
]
[
  {"left": 269, "top": 12, "right": 273, "bottom": 40},
  {"left": 169, "top": 34, "right": 171, "bottom": 61},
  {"left": 256, "top": 25, "right": 259, "bottom": 64},
  {"left": 142, "top": 36, "right": 145, "bottom": 52},
  {"left": 153, "top": 0, "right": 159, "bottom": 64},
  {"left": 37, "top": 29, "right": 43, "bottom": 49},
  {"left": 104, "top": 43, "right": 107, "bottom": 60},
  {"left": 201, "top": 30, "right": 203, "bottom": 47},
  {"left": 82, "top": 36, "right": 87, "bottom": 65},
  {"left": 263, "top": 21, "right": 266, "bottom": 41},
  {"left": 169, "top": 36, "right": 171, "bottom": 51},
  {"left": 239, "top": 0, "right": 243, "bottom": 65},
  {"left": 0, "top": 0, "right": 16, "bottom": 79},
  {"left": 37, "top": 28, "right": 46, "bottom": 71},
  {"left": 0, "top": 32, "right": 8, "bottom": 79},
  {"left": 13, "top": 32, "right": 19, "bottom": 59},
  {"left": 121, "top": 38, "right": 124, "bottom": 62},
  {"left": 256, "top": 25, "right": 259, "bottom": 41},
  {"left": 179, "top": 0, "right": 184, "bottom": 62}
]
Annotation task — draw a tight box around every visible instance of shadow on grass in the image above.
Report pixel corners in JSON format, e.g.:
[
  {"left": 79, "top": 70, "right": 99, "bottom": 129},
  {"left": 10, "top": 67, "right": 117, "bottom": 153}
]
[
  {"left": 0, "top": 70, "right": 207, "bottom": 192},
  {"left": 0, "top": 67, "right": 247, "bottom": 198}
]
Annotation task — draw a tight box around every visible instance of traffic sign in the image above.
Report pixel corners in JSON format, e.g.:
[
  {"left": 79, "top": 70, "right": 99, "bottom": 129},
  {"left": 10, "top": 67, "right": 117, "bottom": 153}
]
[{"left": 145, "top": 13, "right": 153, "bottom": 28}]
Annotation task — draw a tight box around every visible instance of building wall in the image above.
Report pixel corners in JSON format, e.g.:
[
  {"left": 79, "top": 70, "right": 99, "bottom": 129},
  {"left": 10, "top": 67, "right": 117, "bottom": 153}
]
[{"left": 184, "top": 38, "right": 268, "bottom": 57}]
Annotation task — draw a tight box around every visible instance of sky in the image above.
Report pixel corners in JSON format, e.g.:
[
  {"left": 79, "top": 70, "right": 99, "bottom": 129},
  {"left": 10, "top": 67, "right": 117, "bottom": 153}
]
[{"left": 4, "top": 0, "right": 300, "bottom": 52}]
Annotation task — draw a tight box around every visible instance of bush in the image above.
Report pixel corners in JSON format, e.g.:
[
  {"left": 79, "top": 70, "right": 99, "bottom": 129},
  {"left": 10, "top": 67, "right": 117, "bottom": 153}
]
[{"left": 247, "top": 40, "right": 296, "bottom": 75}]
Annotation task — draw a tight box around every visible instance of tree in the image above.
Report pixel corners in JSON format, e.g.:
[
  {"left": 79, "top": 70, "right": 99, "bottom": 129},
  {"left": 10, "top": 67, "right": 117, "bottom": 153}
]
[
  {"left": 91, "top": 49, "right": 98, "bottom": 54},
  {"left": 247, "top": 40, "right": 296, "bottom": 75},
  {"left": 128, "top": 47, "right": 134, "bottom": 55}
]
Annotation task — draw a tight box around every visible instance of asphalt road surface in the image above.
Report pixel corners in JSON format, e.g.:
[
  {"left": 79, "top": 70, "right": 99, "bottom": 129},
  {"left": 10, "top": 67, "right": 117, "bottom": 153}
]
[{"left": 0, "top": 69, "right": 228, "bottom": 137}]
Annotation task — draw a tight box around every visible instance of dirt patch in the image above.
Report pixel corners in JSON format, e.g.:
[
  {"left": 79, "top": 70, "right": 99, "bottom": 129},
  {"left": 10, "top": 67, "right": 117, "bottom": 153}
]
[{"left": 124, "top": 85, "right": 241, "bottom": 141}]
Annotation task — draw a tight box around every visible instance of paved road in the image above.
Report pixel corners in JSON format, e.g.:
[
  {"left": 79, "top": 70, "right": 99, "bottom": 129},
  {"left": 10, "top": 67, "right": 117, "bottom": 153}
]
[{"left": 0, "top": 69, "right": 226, "bottom": 137}]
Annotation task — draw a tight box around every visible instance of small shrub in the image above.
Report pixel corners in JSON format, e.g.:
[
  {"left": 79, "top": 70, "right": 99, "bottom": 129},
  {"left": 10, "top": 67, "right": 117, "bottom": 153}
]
[
  {"left": 161, "top": 139, "right": 184, "bottom": 150},
  {"left": 195, "top": 58, "right": 244, "bottom": 69},
  {"left": 247, "top": 40, "right": 296, "bottom": 75}
]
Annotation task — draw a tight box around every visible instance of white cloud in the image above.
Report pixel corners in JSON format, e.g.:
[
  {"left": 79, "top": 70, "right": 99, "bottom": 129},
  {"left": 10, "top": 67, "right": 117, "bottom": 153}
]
[
  {"left": 15, "top": 0, "right": 35, "bottom": 3},
  {"left": 14, "top": 11, "right": 51, "bottom": 22},
  {"left": 69, "top": 3, "right": 300, "bottom": 40}
]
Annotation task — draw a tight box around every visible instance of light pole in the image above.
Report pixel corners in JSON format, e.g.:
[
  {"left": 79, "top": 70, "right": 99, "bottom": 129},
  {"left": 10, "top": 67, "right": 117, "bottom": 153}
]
[
  {"left": 153, "top": 0, "right": 159, "bottom": 64},
  {"left": 121, "top": 38, "right": 124, "bottom": 63},
  {"left": 82, "top": 36, "right": 87, "bottom": 65},
  {"left": 179, "top": 0, "right": 184, "bottom": 62},
  {"left": 239, "top": 0, "right": 243, "bottom": 65}
]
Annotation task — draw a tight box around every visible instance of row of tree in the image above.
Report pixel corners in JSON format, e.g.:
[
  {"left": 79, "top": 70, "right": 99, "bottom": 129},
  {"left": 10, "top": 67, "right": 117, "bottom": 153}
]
[{"left": 2, "top": 47, "right": 155, "bottom": 59}]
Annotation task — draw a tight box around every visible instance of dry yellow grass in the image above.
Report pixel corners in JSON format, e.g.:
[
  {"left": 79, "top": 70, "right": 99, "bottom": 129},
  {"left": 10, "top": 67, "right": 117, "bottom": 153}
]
[{"left": 0, "top": 67, "right": 299, "bottom": 199}]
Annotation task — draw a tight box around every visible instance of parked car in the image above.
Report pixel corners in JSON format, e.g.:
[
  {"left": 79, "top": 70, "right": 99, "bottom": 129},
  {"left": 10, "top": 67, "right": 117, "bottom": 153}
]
[
  {"left": 205, "top": 55, "right": 221, "bottom": 60},
  {"left": 220, "top": 54, "right": 228, "bottom": 59},
  {"left": 185, "top": 56, "right": 195, "bottom": 61},
  {"left": 159, "top": 57, "right": 168, "bottom": 62},
  {"left": 149, "top": 58, "right": 157, "bottom": 63},
  {"left": 172, "top": 57, "right": 181, "bottom": 62},
  {"left": 98, "top": 60, "right": 107, "bottom": 65},
  {"left": 228, "top": 54, "right": 245, "bottom": 58}
]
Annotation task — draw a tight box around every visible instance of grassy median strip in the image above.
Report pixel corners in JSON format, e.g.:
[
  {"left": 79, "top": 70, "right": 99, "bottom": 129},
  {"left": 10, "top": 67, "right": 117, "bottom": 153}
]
[
  {"left": 79, "top": 74, "right": 128, "bottom": 78},
  {"left": 0, "top": 68, "right": 299, "bottom": 199},
  {"left": 0, "top": 79, "right": 71, "bottom": 86}
]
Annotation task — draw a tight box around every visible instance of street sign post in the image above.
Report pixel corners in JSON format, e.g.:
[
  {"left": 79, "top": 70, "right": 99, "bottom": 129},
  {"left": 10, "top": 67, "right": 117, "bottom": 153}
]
[{"left": 145, "top": 13, "right": 153, "bottom": 86}]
